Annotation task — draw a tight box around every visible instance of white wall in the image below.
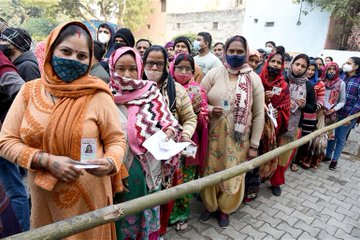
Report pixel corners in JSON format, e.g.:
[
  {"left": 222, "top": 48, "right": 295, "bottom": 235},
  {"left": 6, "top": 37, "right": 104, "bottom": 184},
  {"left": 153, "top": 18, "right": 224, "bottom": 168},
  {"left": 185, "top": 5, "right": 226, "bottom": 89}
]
[
  {"left": 242, "top": 0, "right": 331, "bottom": 56},
  {"left": 166, "top": 0, "right": 244, "bottom": 13}
]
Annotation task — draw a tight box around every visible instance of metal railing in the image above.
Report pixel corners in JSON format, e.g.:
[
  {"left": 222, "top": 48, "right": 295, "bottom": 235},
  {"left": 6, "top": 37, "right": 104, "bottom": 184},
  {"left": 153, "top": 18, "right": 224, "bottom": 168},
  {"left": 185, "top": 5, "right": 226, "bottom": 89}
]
[{"left": 4, "top": 112, "right": 360, "bottom": 240}]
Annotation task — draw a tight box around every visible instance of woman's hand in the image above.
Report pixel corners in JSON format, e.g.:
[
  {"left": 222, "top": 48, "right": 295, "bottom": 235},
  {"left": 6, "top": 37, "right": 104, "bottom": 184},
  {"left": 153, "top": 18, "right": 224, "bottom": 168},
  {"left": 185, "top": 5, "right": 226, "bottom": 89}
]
[
  {"left": 47, "top": 155, "right": 83, "bottom": 182},
  {"left": 265, "top": 91, "right": 274, "bottom": 103},
  {"left": 85, "top": 158, "right": 114, "bottom": 177},
  {"left": 212, "top": 106, "right": 224, "bottom": 117},
  {"left": 192, "top": 94, "right": 202, "bottom": 114},
  {"left": 297, "top": 98, "right": 306, "bottom": 108},
  {"left": 247, "top": 147, "right": 258, "bottom": 160},
  {"left": 324, "top": 109, "right": 335, "bottom": 115},
  {"left": 164, "top": 128, "right": 175, "bottom": 141}
]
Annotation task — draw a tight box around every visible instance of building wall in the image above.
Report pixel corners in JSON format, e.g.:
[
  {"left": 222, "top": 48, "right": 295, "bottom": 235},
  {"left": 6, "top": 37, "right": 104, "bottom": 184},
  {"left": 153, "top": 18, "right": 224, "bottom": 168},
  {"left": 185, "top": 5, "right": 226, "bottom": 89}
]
[
  {"left": 166, "top": 0, "right": 244, "bottom": 13},
  {"left": 166, "top": 8, "right": 246, "bottom": 44},
  {"left": 242, "top": 0, "right": 331, "bottom": 56}
]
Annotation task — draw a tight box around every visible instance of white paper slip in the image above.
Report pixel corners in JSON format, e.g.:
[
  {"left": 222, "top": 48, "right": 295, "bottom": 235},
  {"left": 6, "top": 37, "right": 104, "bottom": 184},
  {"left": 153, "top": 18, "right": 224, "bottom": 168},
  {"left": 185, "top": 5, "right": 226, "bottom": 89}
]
[
  {"left": 74, "top": 164, "right": 100, "bottom": 169},
  {"left": 271, "top": 87, "right": 282, "bottom": 95},
  {"left": 142, "top": 130, "right": 190, "bottom": 160},
  {"left": 267, "top": 103, "right": 278, "bottom": 128},
  {"left": 183, "top": 145, "right": 198, "bottom": 158},
  {"left": 188, "top": 85, "right": 200, "bottom": 94}
]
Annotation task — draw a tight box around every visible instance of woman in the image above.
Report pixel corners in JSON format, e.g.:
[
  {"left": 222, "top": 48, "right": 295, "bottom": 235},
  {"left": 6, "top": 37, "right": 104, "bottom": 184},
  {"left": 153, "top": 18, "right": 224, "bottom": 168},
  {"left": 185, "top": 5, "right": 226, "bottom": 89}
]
[
  {"left": 0, "top": 22, "right": 127, "bottom": 239},
  {"left": 142, "top": 45, "right": 197, "bottom": 235},
  {"left": 248, "top": 50, "right": 261, "bottom": 71},
  {"left": 296, "top": 61, "right": 325, "bottom": 169},
  {"left": 199, "top": 35, "right": 265, "bottom": 228},
  {"left": 164, "top": 41, "right": 175, "bottom": 62},
  {"left": 272, "top": 54, "right": 316, "bottom": 195},
  {"left": 109, "top": 47, "right": 181, "bottom": 239},
  {"left": 326, "top": 57, "right": 360, "bottom": 170},
  {"left": 168, "top": 52, "right": 208, "bottom": 230},
  {"left": 243, "top": 51, "right": 290, "bottom": 203}
]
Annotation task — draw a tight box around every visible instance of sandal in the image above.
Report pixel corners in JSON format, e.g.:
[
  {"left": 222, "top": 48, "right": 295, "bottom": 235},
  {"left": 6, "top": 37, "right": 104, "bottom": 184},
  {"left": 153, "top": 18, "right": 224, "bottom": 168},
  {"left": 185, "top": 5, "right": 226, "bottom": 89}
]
[
  {"left": 290, "top": 163, "right": 299, "bottom": 172},
  {"left": 176, "top": 220, "right": 188, "bottom": 231}
]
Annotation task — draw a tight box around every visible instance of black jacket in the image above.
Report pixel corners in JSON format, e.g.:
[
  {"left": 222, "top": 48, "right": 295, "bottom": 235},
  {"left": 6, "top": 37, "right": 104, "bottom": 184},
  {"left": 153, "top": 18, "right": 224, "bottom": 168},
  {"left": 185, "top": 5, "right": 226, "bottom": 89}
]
[{"left": 13, "top": 51, "right": 41, "bottom": 82}]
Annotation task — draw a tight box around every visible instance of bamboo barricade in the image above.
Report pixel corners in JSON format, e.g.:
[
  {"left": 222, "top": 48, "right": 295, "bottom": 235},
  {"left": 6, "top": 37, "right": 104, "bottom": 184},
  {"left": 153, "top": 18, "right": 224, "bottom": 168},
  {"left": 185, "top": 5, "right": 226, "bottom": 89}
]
[{"left": 4, "top": 112, "right": 360, "bottom": 240}]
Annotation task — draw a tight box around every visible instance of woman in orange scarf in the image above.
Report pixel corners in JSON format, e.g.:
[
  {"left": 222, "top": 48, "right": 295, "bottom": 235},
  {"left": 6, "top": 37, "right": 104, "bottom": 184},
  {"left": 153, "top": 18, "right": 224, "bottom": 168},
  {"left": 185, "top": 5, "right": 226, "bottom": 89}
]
[{"left": 0, "top": 21, "right": 127, "bottom": 239}]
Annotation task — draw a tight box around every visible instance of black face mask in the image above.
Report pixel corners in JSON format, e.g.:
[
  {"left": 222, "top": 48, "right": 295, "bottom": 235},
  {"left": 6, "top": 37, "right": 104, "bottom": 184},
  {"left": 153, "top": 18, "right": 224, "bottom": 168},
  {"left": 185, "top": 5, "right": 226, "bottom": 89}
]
[
  {"left": 267, "top": 65, "right": 280, "bottom": 77},
  {"left": 0, "top": 44, "right": 12, "bottom": 57},
  {"left": 113, "top": 42, "right": 127, "bottom": 50}
]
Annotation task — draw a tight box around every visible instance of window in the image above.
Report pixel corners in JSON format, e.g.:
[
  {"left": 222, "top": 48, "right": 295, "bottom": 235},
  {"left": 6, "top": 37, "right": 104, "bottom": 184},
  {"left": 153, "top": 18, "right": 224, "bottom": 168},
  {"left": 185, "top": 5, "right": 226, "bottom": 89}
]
[
  {"left": 235, "top": 0, "right": 243, "bottom": 7},
  {"left": 265, "top": 21, "right": 275, "bottom": 27},
  {"left": 147, "top": 24, "right": 151, "bottom": 30},
  {"left": 254, "top": 18, "right": 258, "bottom": 23},
  {"left": 177, "top": 23, "right": 181, "bottom": 29},
  {"left": 212, "top": 22, "right": 218, "bottom": 30},
  {"left": 161, "top": 0, "right": 166, "bottom": 12}
]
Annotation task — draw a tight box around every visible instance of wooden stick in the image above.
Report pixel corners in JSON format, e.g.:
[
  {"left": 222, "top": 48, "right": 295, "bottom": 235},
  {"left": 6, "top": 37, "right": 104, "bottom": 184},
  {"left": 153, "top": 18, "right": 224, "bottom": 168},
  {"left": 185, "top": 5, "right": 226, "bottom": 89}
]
[{"left": 6, "top": 113, "right": 360, "bottom": 240}]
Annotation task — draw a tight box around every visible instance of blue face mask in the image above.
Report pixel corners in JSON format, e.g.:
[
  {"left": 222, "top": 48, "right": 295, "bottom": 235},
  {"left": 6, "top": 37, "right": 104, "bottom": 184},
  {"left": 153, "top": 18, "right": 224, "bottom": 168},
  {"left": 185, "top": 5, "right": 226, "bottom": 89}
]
[
  {"left": 52, "top": 56, "right": 89, "bottom": 83},
  {"left": 326, "top": 72, "right": 336, "bottom": 80},
  {"left": 193, "top": 40, "right": 201, "bottom": 52},
  {"left": 226, "top": 54, "right": 246, "bottom": 68}
]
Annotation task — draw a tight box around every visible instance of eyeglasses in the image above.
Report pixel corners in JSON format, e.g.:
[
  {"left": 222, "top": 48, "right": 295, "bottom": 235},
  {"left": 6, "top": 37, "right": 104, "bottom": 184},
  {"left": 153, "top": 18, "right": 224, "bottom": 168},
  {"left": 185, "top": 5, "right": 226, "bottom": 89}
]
[
  {"left": 174, "top": 65, "right": 193, "bottom": 73},
  {"left": 145, "top": 61, "right": 165, "bottom": 69}
]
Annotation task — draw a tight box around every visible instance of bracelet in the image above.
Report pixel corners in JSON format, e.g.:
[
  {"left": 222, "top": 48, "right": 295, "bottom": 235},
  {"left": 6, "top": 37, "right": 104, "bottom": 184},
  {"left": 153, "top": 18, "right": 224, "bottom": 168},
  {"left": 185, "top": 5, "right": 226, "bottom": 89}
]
[
  {"left": 249, "top": 147, "right": 258, "bottom": 151},
  {"left": 106, "top": 158, "right": 115, "bottom": 174},
  {"left": 38, "top": 151, "right": 44, "bottom": 168}
]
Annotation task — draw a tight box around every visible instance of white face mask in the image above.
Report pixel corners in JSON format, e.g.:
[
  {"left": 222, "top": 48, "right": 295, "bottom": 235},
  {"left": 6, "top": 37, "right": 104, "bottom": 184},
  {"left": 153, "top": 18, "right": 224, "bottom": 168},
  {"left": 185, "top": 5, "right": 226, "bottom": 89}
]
[
  {"left": 264, "top": 47, "right": 272, "bottom": 54},
  {"left": 98, "top": 32, "right": 110, "bottom": 44},
  {"left": 144, "top": 69, "right": 163, "bottom": 82},
  {"left": 342, "top": 64, "right": 353, "bottom": 73}
]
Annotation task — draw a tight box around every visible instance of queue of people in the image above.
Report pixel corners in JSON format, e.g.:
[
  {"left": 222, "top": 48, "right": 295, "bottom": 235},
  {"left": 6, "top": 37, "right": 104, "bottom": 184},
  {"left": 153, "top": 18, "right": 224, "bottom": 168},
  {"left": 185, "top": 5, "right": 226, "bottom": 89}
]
[{"left": 0, "top": 20, "right": 359, "bottom": 240}]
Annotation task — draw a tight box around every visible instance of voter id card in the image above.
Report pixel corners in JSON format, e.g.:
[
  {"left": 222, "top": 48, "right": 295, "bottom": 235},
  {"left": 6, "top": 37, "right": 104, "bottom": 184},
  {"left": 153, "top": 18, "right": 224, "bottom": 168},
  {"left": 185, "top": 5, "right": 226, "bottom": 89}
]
[
  {"left": 81, "top": 138, "right": 97, "bottom": 162},
  {"left": 222, "top": 99, "right": 231, "bottom": 111},
  {"left": 184, "top": 145, "right": 197, "bottom": 158},
  {"left": 271, "top": 87, "right": 282, "bottom": 95}
]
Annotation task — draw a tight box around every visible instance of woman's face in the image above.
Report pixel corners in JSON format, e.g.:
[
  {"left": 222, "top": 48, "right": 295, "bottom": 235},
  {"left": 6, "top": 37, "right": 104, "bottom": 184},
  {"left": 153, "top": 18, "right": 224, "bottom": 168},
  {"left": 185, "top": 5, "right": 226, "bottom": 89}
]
[
  {"left": 345, "top": 58, "right": 358, "bottom": 73},
  {"left": 114, "top": 53, "right": 138, "bottom": 79},
  {"left": 174, "top": 59, "right": 193, "bottom": 75},
  {"left": 144, "top": 50, "right": 165, "bottom": 72},
  {"left": 291, "top": 58, "right": 308, "bottom": 76},
  {"left": 248, "top": 55, "right": 260, "bottom": 70},
  {"left": 166, "top": 47, "right": 175, "bottom": 59},
  {"left": 315, "top": 59, "right": 323, "bottom": 69},
  {"left": 53, "top": 34, "right": 90, "bottom": 65},
  {"left": 174, "top": 42, "right": 189, "bottom": 54},
  {"left": 306, "top": 65, "right": 316, "bottom": 79},
  {"left": 226, "top": 40, "right": 245, "bottom": 56},
  {"left": 268, "top": 54, "right": 283, "bottom": 70}
]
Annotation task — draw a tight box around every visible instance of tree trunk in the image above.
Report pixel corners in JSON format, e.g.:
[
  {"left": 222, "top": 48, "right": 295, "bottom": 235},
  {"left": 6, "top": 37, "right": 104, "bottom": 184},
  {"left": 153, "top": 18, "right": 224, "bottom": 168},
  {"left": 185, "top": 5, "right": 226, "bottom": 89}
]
[{"left": 117, "top": 0, "right": 126, "bottom": 27}]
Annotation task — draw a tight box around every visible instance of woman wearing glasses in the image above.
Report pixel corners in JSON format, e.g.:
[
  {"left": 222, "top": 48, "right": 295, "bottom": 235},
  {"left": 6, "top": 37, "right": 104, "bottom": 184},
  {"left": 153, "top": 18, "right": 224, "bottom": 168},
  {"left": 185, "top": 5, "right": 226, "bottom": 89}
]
[
  {"left": 142, "top": 45, "right": 197, "bottom": 236},
  {"left": 167, "top": 53, "right": 209, "bottom": 231}
]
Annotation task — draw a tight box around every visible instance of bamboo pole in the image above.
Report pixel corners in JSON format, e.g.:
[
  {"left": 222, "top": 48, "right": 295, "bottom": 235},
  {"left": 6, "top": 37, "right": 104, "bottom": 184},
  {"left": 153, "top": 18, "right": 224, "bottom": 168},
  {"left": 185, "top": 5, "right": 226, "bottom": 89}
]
[{"left": 5, "top": 113, "right": 360, "bottom": 240}]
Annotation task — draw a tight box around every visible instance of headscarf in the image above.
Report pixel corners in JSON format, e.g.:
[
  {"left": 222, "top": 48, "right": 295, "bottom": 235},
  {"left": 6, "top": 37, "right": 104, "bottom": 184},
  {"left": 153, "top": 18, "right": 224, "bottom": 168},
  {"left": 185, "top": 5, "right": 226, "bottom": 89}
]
[
  {"left": 286, "top": 53, "right": 309, "bottom": 85},
  {"left": 34, "top": 41, "right": 46, "bottom": 75},
  {"left": 108, "top": 47, "right": 181, "bottom": 190},
  {"left": 322, "top": 62, "right": 342, "bottom": 107},
  {"left": 113, "top": 28, "right": 135, "bottom": 47},
  {"left": 0, "top": 28, "right": 32, "bottom": 52},
  {"left": 308, "top": 60, "right": 319, "bottom": 85},
  {"left": 223, "top": 35, "right": 253, "bottom": 142},
  {"left": 164, "top": 41, "right": 174, "bottom": 49},
  {"left": 0, "top": 50, "right": 17, "bottom": 76},
  {"left": 173, "top": 36, "right": 192, "bottom": 53},
  {"left": 249, "top": 49, "right": 261, "bottom": 59},
  {"left": 35, "top": 21, "right": 113, "bottom": 191}
]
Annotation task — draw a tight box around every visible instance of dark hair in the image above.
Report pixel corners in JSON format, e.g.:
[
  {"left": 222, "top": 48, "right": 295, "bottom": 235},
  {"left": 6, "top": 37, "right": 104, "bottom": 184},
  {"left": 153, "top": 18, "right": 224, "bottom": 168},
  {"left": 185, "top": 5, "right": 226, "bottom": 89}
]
[
  {"left": 174, "top": 53, "right": 195, "bottom": 73},
  {"left": 314, "top": 57, "right": 324, "bottom": 65},
  {"left": 257, "top": 48, "right": 266, "bottom": 54},
  {"left": 325, "top": 56, "right": 333, "bottom": 61},
  {"left": 275, "top": 46, "right": 285, "bottom": 55},
  {"left": 93, "top": 41, "right": 106, "bottom": 61},
  {"left": 225, "top": 35, "right": 247, "bottom": 55},
  {"left": 292, "top": 53, "right": 310, "bottom": 69},
  {"left": 350, "top": 57, "right": 360, "bottom": 74},
  {"left": 265, "top": 41, "right": 276, "bottom": 48},
  {"left": 214, "top": 42, "right": 224, "bottom": 49},
  {"left": 53, "top": 24, "right": 92, "bottom": 57},
  {"left": 198, "top": 32, "right": 212, "bottom": 49},
  {"left": 142, "top": 45, "right": 169, "bottom": 81},
  {"left": 173, "top": 36, "right": 192, "bottom": 53},
  {"left": 98, "top": 24, "right": 111, "bottom": 32},
  {"left": 269, "top": 51, "right": 284, "bottom": 64},
  {"left": 136, "top": 38, "right": 152, "bottom": 47},
  {"left": 284, "top": 52, "right": 292, "bottom": 62}
]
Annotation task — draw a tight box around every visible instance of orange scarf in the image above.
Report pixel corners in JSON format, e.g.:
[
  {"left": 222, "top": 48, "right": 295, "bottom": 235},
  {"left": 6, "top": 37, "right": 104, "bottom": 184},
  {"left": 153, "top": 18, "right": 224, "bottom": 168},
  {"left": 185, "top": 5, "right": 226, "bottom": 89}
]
[{"left": 34, "top": 21, "right": 113, "bottom": 191}]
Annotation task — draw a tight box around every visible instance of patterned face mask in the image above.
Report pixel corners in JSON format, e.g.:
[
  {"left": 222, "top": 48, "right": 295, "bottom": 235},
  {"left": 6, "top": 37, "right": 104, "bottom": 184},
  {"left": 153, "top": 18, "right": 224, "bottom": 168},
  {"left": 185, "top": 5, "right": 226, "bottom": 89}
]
[{"left": 52, "top": 56, "right": 89, "bottom": 83}]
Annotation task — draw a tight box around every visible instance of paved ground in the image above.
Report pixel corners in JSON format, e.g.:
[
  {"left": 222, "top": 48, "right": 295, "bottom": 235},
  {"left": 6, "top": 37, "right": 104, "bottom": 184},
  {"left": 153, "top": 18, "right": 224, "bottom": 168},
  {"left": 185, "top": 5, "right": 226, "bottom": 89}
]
[{"left": 165, "top": 142, "right": 360, "bottom": 239}]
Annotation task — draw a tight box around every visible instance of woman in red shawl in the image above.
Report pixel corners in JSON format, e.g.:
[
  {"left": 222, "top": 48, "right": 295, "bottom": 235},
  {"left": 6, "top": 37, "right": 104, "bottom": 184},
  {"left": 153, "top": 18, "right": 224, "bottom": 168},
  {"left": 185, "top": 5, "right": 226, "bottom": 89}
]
[{"left": 259, "top": 52, "right": 290, "bottom": 196}]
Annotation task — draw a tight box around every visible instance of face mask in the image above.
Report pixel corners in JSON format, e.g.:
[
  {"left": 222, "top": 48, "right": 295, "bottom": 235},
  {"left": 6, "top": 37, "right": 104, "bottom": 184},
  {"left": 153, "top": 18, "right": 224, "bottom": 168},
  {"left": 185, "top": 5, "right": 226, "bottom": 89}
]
[
  {"left": 342, "top": 64, "right": 353, "bottom": 73},
  {"left": 0, "top": 44, "right": 12, "bottom": 57},
  {"left": 326, "top": 72, "right": 336, "bottom": 80},
  {"left": 52, "top": 56, "right": 89, "bottom": 83},
  {"left": 144, "top": 69, "right": 163, "bottom": 82},
  {"left": 226, "top": 54, "right": 246, "bottom": 68},
  {"left": 114, "top": 42, "right": 127, "bottom": 50},
  {"left": 174, "top": 72, "right": 193, "bottom": 85},
  {"left": 264, "top": 47, "right": 273, "bottom": 54},
  {"left": 193, "top": 40, "right": 201, "bottom": 52},
  {"left": 98, "top": 32, "right": 110, "bottom": 44},
  {"left": 267, "top": 66, "right": 280, "bottom": 77}
]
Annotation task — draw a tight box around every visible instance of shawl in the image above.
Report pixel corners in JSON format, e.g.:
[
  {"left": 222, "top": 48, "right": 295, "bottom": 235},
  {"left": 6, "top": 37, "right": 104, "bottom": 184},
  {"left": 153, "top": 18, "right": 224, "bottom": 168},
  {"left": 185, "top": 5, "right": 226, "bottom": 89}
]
[
  {"left": 0, "top": 51, "right": 17, "bottom": 76},
  {"left": 259, "top": 52, "right": 291, "bottom": 135},
  {"left": 33, "top": 41, "right": 46, "bottom": 76},
  {"left": 108, "top": 47, "right": 181, "bottom": 190},
  {"left": 170, "top": 53, "right": 209, "bottom": 172},
  {"left": 35, "top": 21, "right": 113, "bottom": 191},
  {"left": 308, "top": 61, "right": 319, "bottom": 86},
  {"left": 323, "top": 62, "right": 342, "bottom": 108},
  {"left": 223, "top": 35, "right": 253, "bottom": 142}
]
